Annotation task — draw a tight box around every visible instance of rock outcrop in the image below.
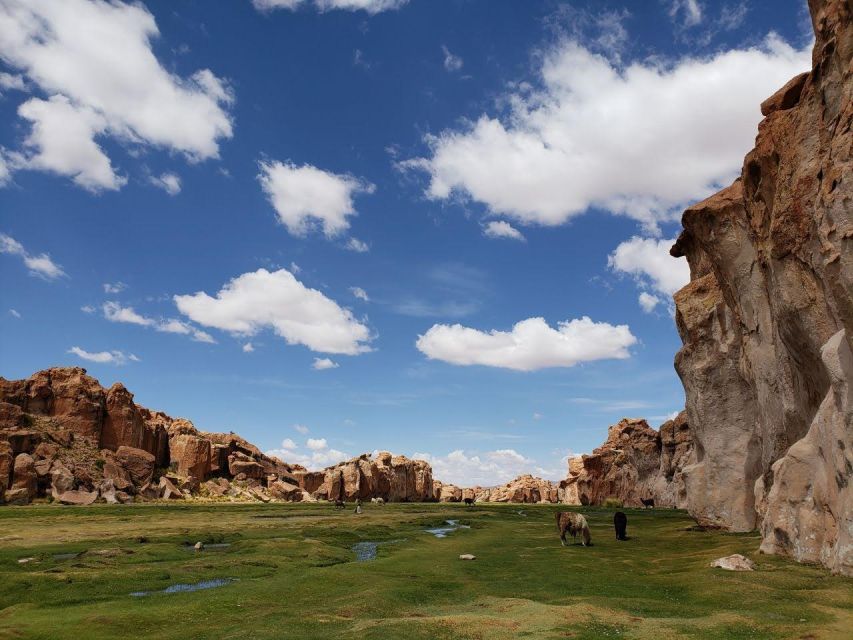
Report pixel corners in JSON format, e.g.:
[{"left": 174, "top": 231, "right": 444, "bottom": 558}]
[
  {"left": 562, "top": 416, "right": 694, "bottom": 508},
  {"left": 0, "top": 368, "right": 303, "bottom": 505},
  {"left": 307, "top": 452, "right": 434, "bottom": 502},
  {"left": 670, "top": 0, "right": 852, "bottom": 574},
  {"left": 474, "top": 475, "right": 560, "bottom": 503}
]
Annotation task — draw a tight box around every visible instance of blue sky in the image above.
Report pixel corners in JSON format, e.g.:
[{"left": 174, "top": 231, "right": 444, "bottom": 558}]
[{"left": 0, "top": 0, "right": 812, "bottom": 485}]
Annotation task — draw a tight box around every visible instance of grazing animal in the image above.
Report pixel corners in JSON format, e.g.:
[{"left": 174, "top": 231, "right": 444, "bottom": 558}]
[
  {"left": 463, "top": 497, "right": 475, "bottom": 507},
  {"left": 641, "top": 498, "right": 655, "bottom": 509},
  {"left": 334, "top": 498, "right": 346, "bottom": 509},
  {"left": 555, "top": 512, "right": 591, "bottom": 547},
  {"left": 370, "top": 497, "right": 385, "bottom": 505},
  {"left": 614, "top": 511, "right": 628, "bottom": 540}
]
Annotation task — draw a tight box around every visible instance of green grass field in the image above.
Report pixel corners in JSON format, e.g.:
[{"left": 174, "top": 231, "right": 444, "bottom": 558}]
[{"left": 0, "top": 503, "right": 849, "bottom": 639}]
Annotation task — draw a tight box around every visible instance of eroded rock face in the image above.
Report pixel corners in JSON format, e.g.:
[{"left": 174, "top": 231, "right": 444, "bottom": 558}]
[
  {"left": 670, "top": 0, "right": 852, "bottom": 573},
  {"left": 310, "top": 453, "right": 434, "bottom": 502},
  {"left": 475, "top": 475, "right": 560, "bottom": 503},
  {"left": 574, "top": 419, "right": 665, "bottom": 507}
]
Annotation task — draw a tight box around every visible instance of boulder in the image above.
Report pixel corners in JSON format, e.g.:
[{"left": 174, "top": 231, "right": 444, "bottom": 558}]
[
  {"left": 11, "top": 453, "right": 37, "bottom": 503},
  {"left": 50, "top": 462, "right": 75, "bottom": 498},
  {"left": 115, "top": 446, "right": 155, "bottom": 486},
  {"left": 711, "top": 554, "right": 756, "bottom": 572},
  {"left": 4, "top": 488, "right": 30, "bottom": 505},
  {"left": 98, "top": 479, "right": 118, "bottom": 504},
  {"left": 228, "top": 452, "right": 265, "bottom": 479},
  {"left": 268, "top": 480, "right": 302, "bottom": 501},
  {"left": 57, "top": 490, "right": 98, "bottom": 506},
  {"left": 159, "top": 476, "right": 184, "bottom": 500}
]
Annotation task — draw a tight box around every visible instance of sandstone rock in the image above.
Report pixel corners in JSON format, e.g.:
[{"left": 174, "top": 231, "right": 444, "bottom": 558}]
[
  {"left": 268, "top": 480, "right": 302, "bottom": 501},
  {"left": 159, "top": 476, "right": 183, "bottom": 500},
  {"left": 101, "top": 383, "right": 146, "bottom": 451},
  {"left": 115, "top": 446, "right": 155, "bottom": 486},
  {"left": 138, "top": 482, "right": 162, "bottom": 500},
  {"left": 312, "top": 453, "right": 434, "bottom": 502},
  {"left": 98, "top": 479, "right": 118, "bottom": 504},
  {"left": 11, "top": 453, "right": 36, "bottom": 503},
  {"left": 4, "top": 488, "right": 30, "bottom": 505},
  {"left": 0, "top": 440, "right": 13, "bottom": 492},
  {"left": 670, "top": 0, "right": 853, "bottom": 573},
  {"left": 102, "top": 454, "right": 133, "bottom": 492},
  {"left": 170, "top": 434, "right": 211, "bottom": 480},
  {"left": 50, "top": 462, "right": 75, "bottom": 498},
  {"left": 228, "top": 452, "right": 265, "bottom": 479},
  {"left": 437, "top": 483, "right": 462, "bottom": 502},
  {"left": 57, "top": 490, "right": 98, "bottom": 506},
  {"left": 475, "top": 475, "right": 560, "bottom": 504},
  {"left": 202, "top": 478, "right": 229, "bottom": 497},
  {"left": 711, "top": 554, "right": 756, "bottom": 571}
]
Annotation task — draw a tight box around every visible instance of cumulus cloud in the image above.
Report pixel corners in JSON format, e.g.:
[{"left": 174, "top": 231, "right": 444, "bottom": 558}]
[
  {"left": 0, "top": 0, "right": 233, "bottom": 190},
  {"left": 253, "top": 0, "right": 408, "bottom": 14},
  {"left": 312, "top": 357, "right": 339, "bottom": 370},
  {"left": 442, "top": 45, "right": 463, "bottom": 72},
  {"left": 350, "top": 286, "right": 369, "bottom": 302},
  {"left": 405, "top": 35, "right": 809, "bottom": 232},
  {"left": 608, "top": 236, "right": 690, "bottom": 312},
  {"left": 102, "top": 301, "right": 215, "bottom": 343},
  {"left": 0, "top": 232, "right": 66, "bottom": 280},
  {"left": 414, "top": 448, "right": 560, "bottom": 486},
  {"left": 266, "top": 434, "right": 350, "bottom": 471},
  {"left": 0, "top": 71, "right": 25, "bottom": 91},
  {"left": 294, "top": 424, "right": 310, "bottom": 435},
  {"left": 483, "top": 220, "right": 525, "bottom": 241},
  {"left": 242, "top": 342, "right": 255, "bottom": 353},
  {"left": 258, "top": 160, "right": 374, "bottom": 238},
  {"left": 9, "top": 309, "right": 21, "bottom": 318},
  {"left": 174, "top": 268, "right": 372, "bottom": 355},
  {"left": 68, "top": 345, "right": 134, "bottom": 365},
  {"left": 416, "top": 316, "right": 636, "bottom": 371},
  {"left": 150, "top": 172, "right": 181, "bottom": 195}
]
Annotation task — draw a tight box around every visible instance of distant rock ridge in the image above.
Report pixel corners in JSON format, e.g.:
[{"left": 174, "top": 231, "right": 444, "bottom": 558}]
[{"left": 669, "top": 0, "right": 851, "bottom": 575}]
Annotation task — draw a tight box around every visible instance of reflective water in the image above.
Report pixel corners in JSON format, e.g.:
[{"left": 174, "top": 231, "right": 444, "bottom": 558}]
[
  {"left": 425, "top": 519, "right": 470, "bottom": 538},
  {"left": 130, "top": 578, "right": 235, "bottom": 597}
]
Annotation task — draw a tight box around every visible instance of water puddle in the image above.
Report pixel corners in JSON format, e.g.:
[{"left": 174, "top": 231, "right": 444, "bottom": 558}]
[
  {"left": 53, "top": 552, "right": 83, "bottom": 561},
  {"left": 425, "top": 520, "right": 470, "bottom": 538},
  {"left": 130, "top": 578, "right": 236, "bottom": 597},
  {"left": 182, "top": 543, "right": 232, "bottom": 551},
  {"left": 351, "top": 539, "right": 404, "bottom": 562}
]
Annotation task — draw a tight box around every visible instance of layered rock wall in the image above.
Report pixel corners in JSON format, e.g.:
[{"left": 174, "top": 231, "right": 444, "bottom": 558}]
[{"left": 670, "top": 0, "right": 851, "bottom": 573}]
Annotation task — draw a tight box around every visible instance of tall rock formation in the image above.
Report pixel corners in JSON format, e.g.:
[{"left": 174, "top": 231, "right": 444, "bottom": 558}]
[
  {"left": 670, "top": 0, "right": 851, "bottom": 574},
  {"left": 307, "top": 452, "right": 434, "bottom": 502},
  {"left": 567, "top": 417, "right": 694, "bottom": 508},
  {"left": 474, "top": 475, "right": 560, "bottom": 503}
]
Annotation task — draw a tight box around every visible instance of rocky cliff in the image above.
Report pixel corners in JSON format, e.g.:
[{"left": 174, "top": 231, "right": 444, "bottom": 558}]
[
  {"left": 560, "top": 415, "right": 694, "bottom": 508},
  {"left": 670, "top": 0, "right": 851, "bottom": 574},
  {"left": 0, "top": 367, "right": 308, "bottom": 504}
]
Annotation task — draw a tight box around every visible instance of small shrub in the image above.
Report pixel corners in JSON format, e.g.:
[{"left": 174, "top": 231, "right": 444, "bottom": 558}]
[
  {"left": 603, "top": 497, "right": 623, "bottom": 508},
  {"left": 94, "top": 459, "right": 105, "bottom": 471}
]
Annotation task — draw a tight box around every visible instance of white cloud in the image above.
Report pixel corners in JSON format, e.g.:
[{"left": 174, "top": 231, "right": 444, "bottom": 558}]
[
  {"left": 253, "top": 0, "right": 408, "bottom": 14},
  {"left": 668, "top": 0, "right": 703, "bottom": 28},
  {"left": 345, "top": 237, "right": 370, "bottom": 253},
  {"left": 150, "top": 172, "right": 181, "bottom": 195},
  {"left": 0, "top": 232, "right": 66, "bottom": 280},
  {"left": 416, "top": 316, "right": 636, "bottom": 372},
  {"left": 442, "top": 45, "right": 463, "bottom": 72},
  {"left": 483, "top": 220, "right": 525, "bottom": 241},
  {"left": 312, "top": 357, "right": 339, "bottom": 370},
  {"left": 103, "top": 301, "right": 215, "bottom": 343},
  {"left": 406, "top": 35, "right": 809, "bottom": 232},
  {"left": 174, "top": 268, "right": 372, "bottom": 355},
  {"left": 258, "top": 160, "right": 374, "bottom": 238},
  {"left": 533, "top": 412, "right": 543, "bottom": 420},
  {"left": 68, "top": 345, "right": 132, "bottom": 365},
  {"left": 81, "top": 305, "right": 96, "bottom": 314},
  {"left": 608, "top": 236, "right": 690, "bottom": 311},
  {"left": 0, "top": 71, "right": 25, "bottom": 91},
  {"left": 103, "top": 282, "right": 126, "bottom": 294},
  {"left": 0, "top": 0, "right": 233, "bottom": 190},
  {"left": 289, "top": 261, "right": 302, "bottom": 274},
  {"left": 294, "top": 424, "right": 310, "bottom": 435},
  {"left": 350, "top": 286, "right": 369, "bottom": 302},
  {"left": 306, "top": 438, "right": 328, "bottom": 451},
  {"left": 242, "top": 342, "right": 255, "bottom": 353},
  {"left": 9, "top": 309, "right": 21, "bottom": 318},
  {"left": 415, "top": 448, "right": 553, "bottom": 486},
  {"left": 638, "top": 292, "right": 662, "bottom": 313},
  {"left": 280, "top": 438, "right": 297, "bottom": 450}
]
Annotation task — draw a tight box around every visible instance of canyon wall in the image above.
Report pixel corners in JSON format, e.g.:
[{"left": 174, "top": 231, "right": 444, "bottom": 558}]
[{"left": 670, "top": 0, "right": 851, "bottom": 574}]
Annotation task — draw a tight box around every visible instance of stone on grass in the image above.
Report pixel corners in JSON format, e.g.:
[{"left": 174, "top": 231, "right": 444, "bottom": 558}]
[{"left": 711, "top": 554, "right": 755, "bottom": 571}]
